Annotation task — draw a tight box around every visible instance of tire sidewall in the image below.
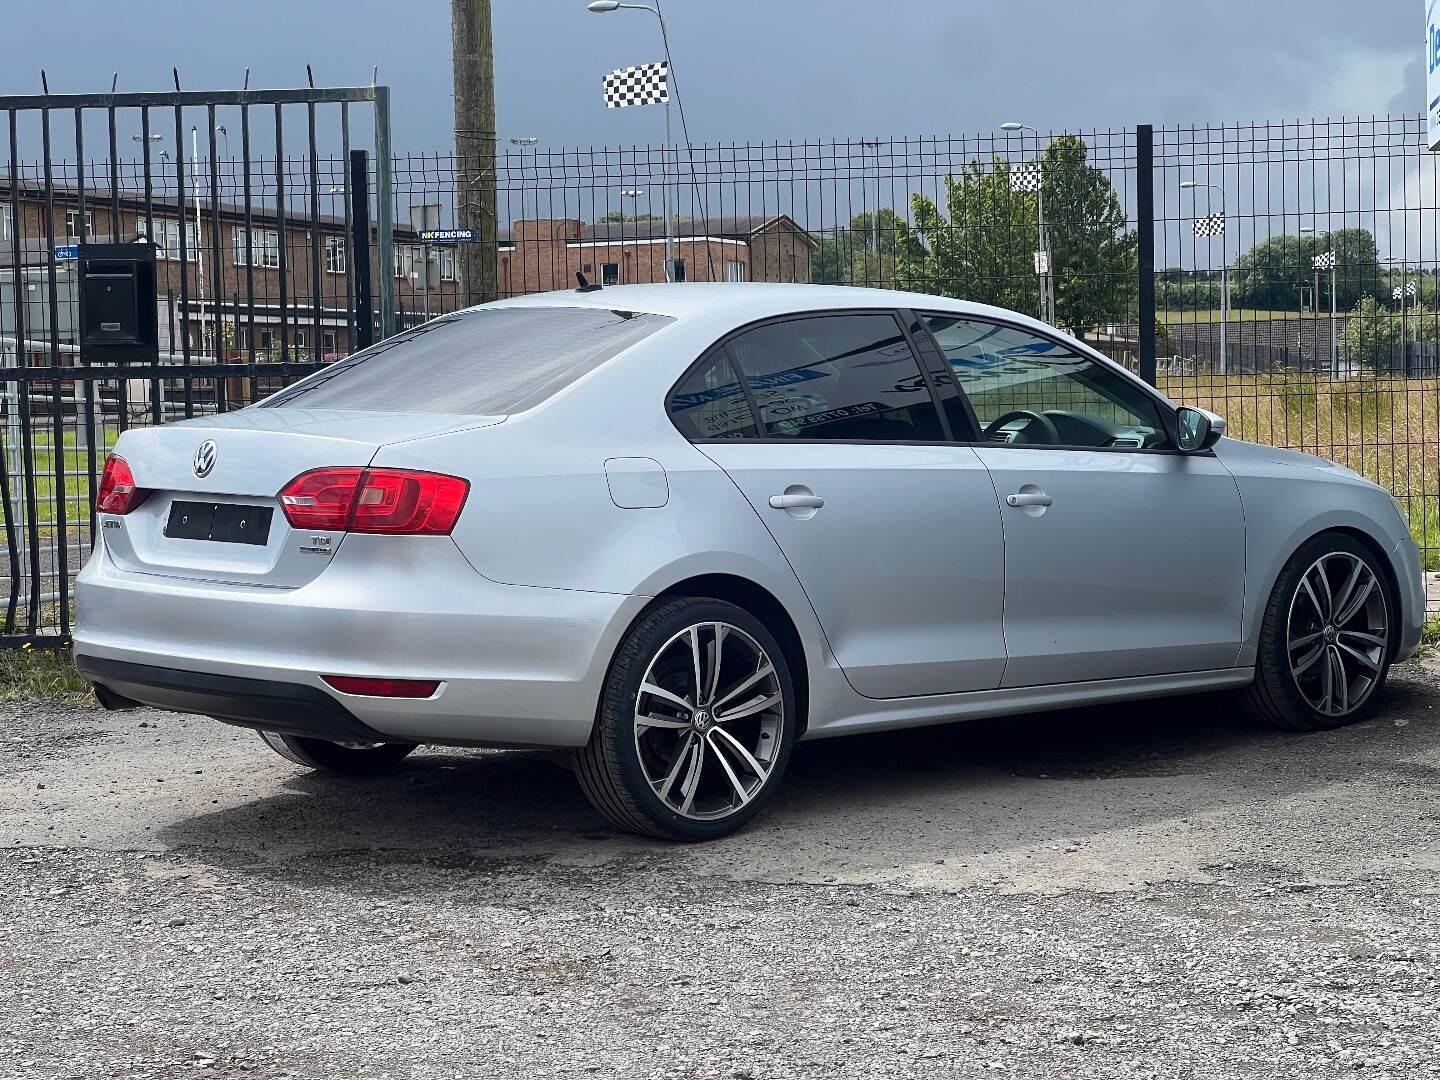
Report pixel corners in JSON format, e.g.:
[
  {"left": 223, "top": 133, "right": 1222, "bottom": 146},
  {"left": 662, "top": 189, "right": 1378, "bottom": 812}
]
[
  {"left": 1260, "top": 534, "right": 1395, "bottom": 729},
  {"left": 599, "top": 598, "right": 798, "bottom": 841}
]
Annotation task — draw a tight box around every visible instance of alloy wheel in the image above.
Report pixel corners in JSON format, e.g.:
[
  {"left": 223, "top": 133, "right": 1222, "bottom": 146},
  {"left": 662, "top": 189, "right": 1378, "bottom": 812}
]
[
  {"left": 1286, "top": 551, "right": 1388, "bottom": 717},
  {"left": 632, "top": 621, "right": 785, "bottom": 821}
]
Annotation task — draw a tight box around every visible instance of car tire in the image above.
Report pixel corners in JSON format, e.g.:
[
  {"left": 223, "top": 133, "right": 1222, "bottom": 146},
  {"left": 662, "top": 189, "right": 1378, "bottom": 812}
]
[
  {"left": 575, "top": 597, "right": 798, "bottom": 841},
  {"left": 1242, "top": 533, "right": 1395, "bottom": 731},
  {"left": 257, "top": 730, "right": 417, "bottom": 776}
]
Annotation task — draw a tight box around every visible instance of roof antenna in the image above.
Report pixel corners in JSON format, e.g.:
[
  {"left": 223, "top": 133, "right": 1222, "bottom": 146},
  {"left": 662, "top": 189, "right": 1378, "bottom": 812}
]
[{"left": 575, "top": 271, "right": 602, "bottom": 293}]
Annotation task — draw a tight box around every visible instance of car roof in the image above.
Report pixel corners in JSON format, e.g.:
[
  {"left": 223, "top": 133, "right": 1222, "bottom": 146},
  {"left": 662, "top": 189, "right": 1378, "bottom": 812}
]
[{"left": 482, "top": 282, "right": 1051, "bottom": 331}]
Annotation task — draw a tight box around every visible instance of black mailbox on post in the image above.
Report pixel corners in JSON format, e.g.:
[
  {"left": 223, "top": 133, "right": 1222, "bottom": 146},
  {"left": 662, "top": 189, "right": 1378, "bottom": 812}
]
[{"left": 78, "top": 242, "right": 159, "bottom": 364}]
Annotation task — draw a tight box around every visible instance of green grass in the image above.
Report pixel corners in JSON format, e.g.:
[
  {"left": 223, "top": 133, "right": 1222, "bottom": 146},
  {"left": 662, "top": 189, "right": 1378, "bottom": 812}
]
[
  {"left": 4, "top": 430, "right": 117, "bottom": 527},
  {"left": 0, "top": 647, "right": 92, "bottom": 703},
  {"left": 1161, "top": 308, "right": 1308, "bottom": 324}
]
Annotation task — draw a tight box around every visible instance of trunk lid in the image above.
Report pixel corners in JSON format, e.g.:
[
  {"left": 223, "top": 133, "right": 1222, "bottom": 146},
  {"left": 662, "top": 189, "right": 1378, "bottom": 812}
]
[{"left": 102, "top": 409, "right": 502, "bottom": 588}]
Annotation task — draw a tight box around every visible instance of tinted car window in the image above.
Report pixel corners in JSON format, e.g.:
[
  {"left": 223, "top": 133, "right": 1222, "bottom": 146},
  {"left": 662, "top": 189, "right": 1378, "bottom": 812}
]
[
  {"left": 924, "top": 315, "right": 1169, "bottom": 449},
  {"left": 260, "top": 306, "right": 671, "bottom": 415},
  {"left": 669, "top": 351, "right": 758, "bottom": 440},
  {"left": 726, "top": 314, "right": 944, "bottom": 440}
]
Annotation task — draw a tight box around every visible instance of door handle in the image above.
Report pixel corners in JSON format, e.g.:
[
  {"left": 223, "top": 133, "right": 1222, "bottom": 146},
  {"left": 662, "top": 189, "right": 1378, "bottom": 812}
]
[
  {"left": 769, "top": 493, "right": 825, "bottom": 510},
  {"left": 1006, "top": 491, "right": 1053, "bottom": 508}
]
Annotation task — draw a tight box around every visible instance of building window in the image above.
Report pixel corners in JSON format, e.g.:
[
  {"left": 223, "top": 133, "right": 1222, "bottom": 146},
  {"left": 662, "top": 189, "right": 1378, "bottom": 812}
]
[
  {"left": 325, "top": 236, "right": 347, "bottom": 274},
  {"left": 438, "top": 247, "right": 458, "bottom": 282},
  {"left": 140, "top": 218, "right": 200, "bottom": 260},
  {"left": 259, "top": 329, "right": 274, "bottom": 350},
  {"left": 671, "top": 259, "right": 686, "bottom": 282},
  {"left": 234, "top": 227, "right": 280, "bottom": 269},
  {"left": 296, "top": 329, "right": 308, "bottom": 350},
  {"left": 394, "top": 244, "right": 420, "bottom": 279},
  {"left": 601, "top": 262, "right": 619, "bottom": 286},
  {"left": 725, "top": 260, "right": 744, "bottom": 282},
  {"left": 0, "top": 209, "right": 9, "bottom": 243},
  {"left": 323, "top": 330, "right": 338, "bottom": 355},
  {"left": 65, "top": 209, "right": 94, "bottom": 241}
]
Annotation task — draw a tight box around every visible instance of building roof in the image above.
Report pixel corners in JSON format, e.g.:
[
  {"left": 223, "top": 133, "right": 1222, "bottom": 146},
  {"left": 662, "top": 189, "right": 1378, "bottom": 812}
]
[{"left": 496, "top": 213, "right": 817, "bottom": 249}]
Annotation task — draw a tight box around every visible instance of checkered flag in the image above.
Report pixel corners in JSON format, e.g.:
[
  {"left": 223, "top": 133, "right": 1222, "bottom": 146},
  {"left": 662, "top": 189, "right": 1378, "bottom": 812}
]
[
  {"left": 1192, "top": 212, "right": 1226, "bottom": 237},
  {"left": 1393, "top": 281, "right": 1417, "bottom": 300},
  {"left": 1009, "top": 160, "right": 1043, "bottom": 193},
  {"left": 603, "top": 62, "right": 669, "bottom": 108},
  {"left": 1312, "top": 251, "right": 1337, "bottom": 270}
]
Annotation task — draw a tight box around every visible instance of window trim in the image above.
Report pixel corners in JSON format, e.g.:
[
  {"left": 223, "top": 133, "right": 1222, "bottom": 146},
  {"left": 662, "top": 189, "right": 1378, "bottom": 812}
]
[{"left": 667, "top": 307, "right": 958, "bottom": 444}]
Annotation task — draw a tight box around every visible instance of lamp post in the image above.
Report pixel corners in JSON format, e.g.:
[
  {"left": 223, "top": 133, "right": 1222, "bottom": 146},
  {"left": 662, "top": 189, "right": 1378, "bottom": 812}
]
[
  {"left": 588, "top": 0, "right": 676, "bottom": 282},
  {"left": 1182, "top": 179, "right": 1229, "bottom": 374},
  {"left": 1001, "top": 122, "right": 1051, "bottom": 323},
  {"left": 1301, "top": 226, "right": 1338, "bottom": 374}
]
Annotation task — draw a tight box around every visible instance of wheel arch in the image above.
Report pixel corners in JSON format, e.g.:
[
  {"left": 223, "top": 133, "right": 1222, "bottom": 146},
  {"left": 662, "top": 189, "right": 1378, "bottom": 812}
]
[{"left": 642, "top": 573, "right": 812, "bottom": 736}]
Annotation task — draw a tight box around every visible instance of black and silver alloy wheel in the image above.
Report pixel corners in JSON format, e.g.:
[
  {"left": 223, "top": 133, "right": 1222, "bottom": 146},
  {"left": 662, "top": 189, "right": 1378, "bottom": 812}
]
[
  {"left": 576, "top": 597, "right": 798, "bottom": 840},
  {"left": 633, "top": 621, "right": 785, "bottom": 821},
  {"left": 1285, "top": 551, "right": 1388, "bottom": 718},
  {"left": 1244, "top": 533, "right": 1394, "bottom": 731}
]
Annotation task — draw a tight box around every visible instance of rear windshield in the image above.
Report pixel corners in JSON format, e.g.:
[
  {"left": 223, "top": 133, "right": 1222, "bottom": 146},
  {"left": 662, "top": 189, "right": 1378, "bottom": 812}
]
[{"left": 259, "top": 306, "right": 671, "bottom": 414}]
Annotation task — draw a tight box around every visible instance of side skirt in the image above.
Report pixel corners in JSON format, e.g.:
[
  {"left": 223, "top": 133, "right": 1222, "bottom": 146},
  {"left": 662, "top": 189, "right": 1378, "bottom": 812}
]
[{"left": 804, "top": 667, "right": 1255, "bottom": 740}]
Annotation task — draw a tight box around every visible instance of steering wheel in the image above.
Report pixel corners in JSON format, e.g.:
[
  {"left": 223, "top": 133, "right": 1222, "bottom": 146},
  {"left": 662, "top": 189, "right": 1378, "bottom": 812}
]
[{"left": 982, "top": 409, "right": 1062, "bottom": 445}]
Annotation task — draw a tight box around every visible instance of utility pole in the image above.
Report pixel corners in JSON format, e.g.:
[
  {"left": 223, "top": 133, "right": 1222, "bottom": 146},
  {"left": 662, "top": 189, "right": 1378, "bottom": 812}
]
[{"left": 453, "top": 0, "right": 498, "bottom": 305}]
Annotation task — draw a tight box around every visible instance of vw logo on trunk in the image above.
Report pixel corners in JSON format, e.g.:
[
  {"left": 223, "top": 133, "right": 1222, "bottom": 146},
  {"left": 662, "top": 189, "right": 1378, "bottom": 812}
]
[{"left": 193, "top": 440, "right": 217, "bottom": 479}]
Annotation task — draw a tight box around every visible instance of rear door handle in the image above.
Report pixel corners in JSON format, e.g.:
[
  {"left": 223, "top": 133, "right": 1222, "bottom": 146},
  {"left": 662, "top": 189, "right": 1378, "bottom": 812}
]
[
  {"left": 1006, "top": 491, "right": 1053, "bottom": 507},
  {"left": 769, "top": 493, "right": 825, "bottom": 510}
]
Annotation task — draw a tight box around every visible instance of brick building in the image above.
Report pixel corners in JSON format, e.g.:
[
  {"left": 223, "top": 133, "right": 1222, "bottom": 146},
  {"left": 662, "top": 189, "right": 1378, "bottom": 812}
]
[
  {"left": 498, "top": 214, "right": 816, "bottom": 296},
  {"left": 1, "top": 180, "right": 459, "bottom": 363}
]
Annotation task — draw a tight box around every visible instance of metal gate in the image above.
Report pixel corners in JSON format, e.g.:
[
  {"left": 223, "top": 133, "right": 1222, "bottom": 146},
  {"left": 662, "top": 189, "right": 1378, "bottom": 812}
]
[{"left": 1, "top": 82, "right": 394, "bottom": 646}]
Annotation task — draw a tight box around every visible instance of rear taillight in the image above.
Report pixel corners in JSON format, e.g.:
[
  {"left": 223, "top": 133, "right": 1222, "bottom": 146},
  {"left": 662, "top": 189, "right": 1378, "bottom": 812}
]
[
  {"left": 278, "top": 468, "right": 469, "bottom": 535},
  {"left": 96, "top": 455, "right": 150, "bottom": 515},
  {"left": 322, "top": 675, "right": 441, "bottom": 698}
]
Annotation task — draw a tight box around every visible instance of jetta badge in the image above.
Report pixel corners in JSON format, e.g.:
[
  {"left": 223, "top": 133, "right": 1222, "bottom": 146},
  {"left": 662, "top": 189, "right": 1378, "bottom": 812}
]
[{"left": 193, "top": 440, "right": 217, "bottom": 479}]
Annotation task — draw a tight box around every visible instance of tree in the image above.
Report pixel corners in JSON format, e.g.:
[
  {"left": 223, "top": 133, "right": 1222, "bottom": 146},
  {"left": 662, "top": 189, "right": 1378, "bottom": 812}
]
[
  {"left": 891, "top": 159, "right": 1035, "bottom": 311},
  {"left": 1341, "top": 295, "right": 1401, "bottom": 368},
  {"left": 597, "top": 211, "right": 661, "bottom": 223},
  {"left": 1039, "top": 135, "right": 1136, "bottom": 334},
  {"left": 814, "top": 209, "right": 914, "bottom": 287},
  {"left": 1232, "top": 228, "right": 1383, "bottom": 311},
  {"left": 891, "top": 137, "right": 1135, "bottom": 333}
]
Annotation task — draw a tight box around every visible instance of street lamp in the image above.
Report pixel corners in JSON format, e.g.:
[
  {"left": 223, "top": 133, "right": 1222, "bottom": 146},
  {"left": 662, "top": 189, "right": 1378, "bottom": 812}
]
[
  {"left": 1301, "top": 226, "right": 1339, "bottom": 374},
  {"left": 509, "top": 137, "right": 538, "bottom": 146},
  {"left": 1000, "top": 122, "right": 1051, "bottom": 323},
  {"left": 1181, "top": 179, "right": 1229, "bottom": 375},
  {"left": 589, "top": 0, "right": 677, "bottom": 282}
]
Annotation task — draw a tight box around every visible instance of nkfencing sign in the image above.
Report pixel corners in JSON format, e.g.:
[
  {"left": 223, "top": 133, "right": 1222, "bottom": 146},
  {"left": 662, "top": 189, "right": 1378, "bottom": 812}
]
[
  {"left": 1429, "top": 0, "right": 1440, "bottom": 149},
  {"left": 418, "top": 229, "right": 476, "bottom": 244}
]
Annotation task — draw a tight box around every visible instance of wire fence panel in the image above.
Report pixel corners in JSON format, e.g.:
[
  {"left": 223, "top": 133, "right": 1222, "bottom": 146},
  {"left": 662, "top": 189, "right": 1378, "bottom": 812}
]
[{"left": 2, "top": 111, "right": 1437, "bottom": 645}]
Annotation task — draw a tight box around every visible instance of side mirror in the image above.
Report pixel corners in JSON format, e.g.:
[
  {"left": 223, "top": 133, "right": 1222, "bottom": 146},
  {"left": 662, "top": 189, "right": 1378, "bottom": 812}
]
[{"left": 1176, "top": 406, "right": 1226, "bottom": 453}]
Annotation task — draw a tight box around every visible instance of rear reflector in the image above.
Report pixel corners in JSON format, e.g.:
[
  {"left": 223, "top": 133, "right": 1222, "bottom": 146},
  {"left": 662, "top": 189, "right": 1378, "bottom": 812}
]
[
  {"left": 96, "top": 455, "right": 151, "bottom": 515},
  {"left": 279, "top": 468, "right": 469, "bottom": 535},
  {"left": 321, "top": 675, "right": 441, "bottom": 698}
]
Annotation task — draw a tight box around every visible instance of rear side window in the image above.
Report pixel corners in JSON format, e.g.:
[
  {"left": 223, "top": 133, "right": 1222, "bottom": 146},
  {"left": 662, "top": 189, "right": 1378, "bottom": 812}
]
[
  {"left": 726, "top": 314, "right": 944, "bottom": 440},
  {"left": 669, "top": 351, "right": 758, "bottom": 440},
  {"left": 260, "top": 306, "right": 671, "bottom": 414}
]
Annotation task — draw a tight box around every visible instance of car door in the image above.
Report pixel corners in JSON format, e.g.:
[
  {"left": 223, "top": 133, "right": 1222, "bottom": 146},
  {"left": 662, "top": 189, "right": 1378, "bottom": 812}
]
[
  {"left": 668, "top": 311, "right": 1007, "bottom": 699},
  {"left": 920, "top": 313, "right": 1246, "bottom": 688}
]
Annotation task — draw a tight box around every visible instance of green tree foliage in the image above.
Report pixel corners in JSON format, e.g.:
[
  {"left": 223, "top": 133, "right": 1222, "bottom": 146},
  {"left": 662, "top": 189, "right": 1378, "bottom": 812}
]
[
  {"left": 596, "top": 210, "right": 660, "bottom": 223},
  {"left": 1341, "top": 295, "right": 1401, "bottom": 368},
  {"left": 1232, "top": 228, "right": 1383, "bottom": 311},
  {"left": 891, "top": 136, "right": 1135, "bottom": 333},
  {"left": 813, "top": 209, "right": 912, "bottom": 287}
]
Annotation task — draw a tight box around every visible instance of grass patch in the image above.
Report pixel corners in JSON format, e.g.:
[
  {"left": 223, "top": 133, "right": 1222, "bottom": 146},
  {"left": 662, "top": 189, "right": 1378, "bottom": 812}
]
[
  {"left": 0, "top": 647, "right": 93, "bottom": 704},
  {"left": 1161, "top": 308, "right": 1305, "bottom": 324}
]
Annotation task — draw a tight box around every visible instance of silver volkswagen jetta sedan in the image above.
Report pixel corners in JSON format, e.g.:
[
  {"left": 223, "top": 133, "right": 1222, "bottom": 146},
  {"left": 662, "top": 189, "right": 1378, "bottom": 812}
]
[{"left": 74, "top": 283, "right": 1426, "bottom": 840}]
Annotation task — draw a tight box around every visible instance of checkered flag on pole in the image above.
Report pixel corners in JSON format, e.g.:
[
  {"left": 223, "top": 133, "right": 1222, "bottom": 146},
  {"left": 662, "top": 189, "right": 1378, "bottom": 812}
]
[
  {"left": 602, "top": 62, "right": 670, "bottom": 108},
  {"left": 1393, "top": 281, "right": 1417, "bottom": 300},
  {"left": 1192, "top": 212, "right": 1226, "bottom": 237},
  {"left": 1312, "top": 251, "right": 1337, "bottom": 270},
  {"left": 1009, "top": 160, "right": 1043, "bottom": 193}
]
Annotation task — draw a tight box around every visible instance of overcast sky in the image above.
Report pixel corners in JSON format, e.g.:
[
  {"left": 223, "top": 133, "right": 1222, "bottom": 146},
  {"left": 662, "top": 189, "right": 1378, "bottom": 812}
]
[{"left": 1, "top": 1, "right": 1425, "bottom": 152}]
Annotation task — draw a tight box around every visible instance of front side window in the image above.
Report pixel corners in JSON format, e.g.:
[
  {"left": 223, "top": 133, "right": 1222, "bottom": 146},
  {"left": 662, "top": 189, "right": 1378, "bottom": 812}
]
[
  {"left": 924, "top": 314, "right": 1169, "bottom": 449},
  {"left": 726, "top": 313, "right": 945, "bottom": 441},
  {"left": 260, "top": 306, "right": 671, "bottom": 415}
]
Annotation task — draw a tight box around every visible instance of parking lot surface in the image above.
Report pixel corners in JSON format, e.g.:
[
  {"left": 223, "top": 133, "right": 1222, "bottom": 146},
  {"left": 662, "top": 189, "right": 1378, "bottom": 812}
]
[{"left": 4, "top": 659, "right": 1440, "bottom": 1079}]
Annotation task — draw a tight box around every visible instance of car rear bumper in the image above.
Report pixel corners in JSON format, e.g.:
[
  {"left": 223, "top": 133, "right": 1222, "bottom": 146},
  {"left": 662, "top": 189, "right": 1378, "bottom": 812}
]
[{"left": 73, "top": 534, "right": 648, "bottom": 749}]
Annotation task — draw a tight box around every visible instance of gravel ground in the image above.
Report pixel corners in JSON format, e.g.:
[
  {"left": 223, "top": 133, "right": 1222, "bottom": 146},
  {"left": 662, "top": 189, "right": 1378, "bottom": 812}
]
[{"left": 3, "top": 660, "right": 1440, "bottom": 1079}]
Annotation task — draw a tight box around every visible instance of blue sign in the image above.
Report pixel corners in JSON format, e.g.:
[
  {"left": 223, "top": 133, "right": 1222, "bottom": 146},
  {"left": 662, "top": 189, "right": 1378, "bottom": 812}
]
[
  {"left": 1429, "top": 0, "right": 1440, "bottom": 149},
  {"left": 418, "top": 228, "right": 476, "bottom": 243},
  {"left": 53, "top": 244, "right": 79, "bottom": 261}
]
